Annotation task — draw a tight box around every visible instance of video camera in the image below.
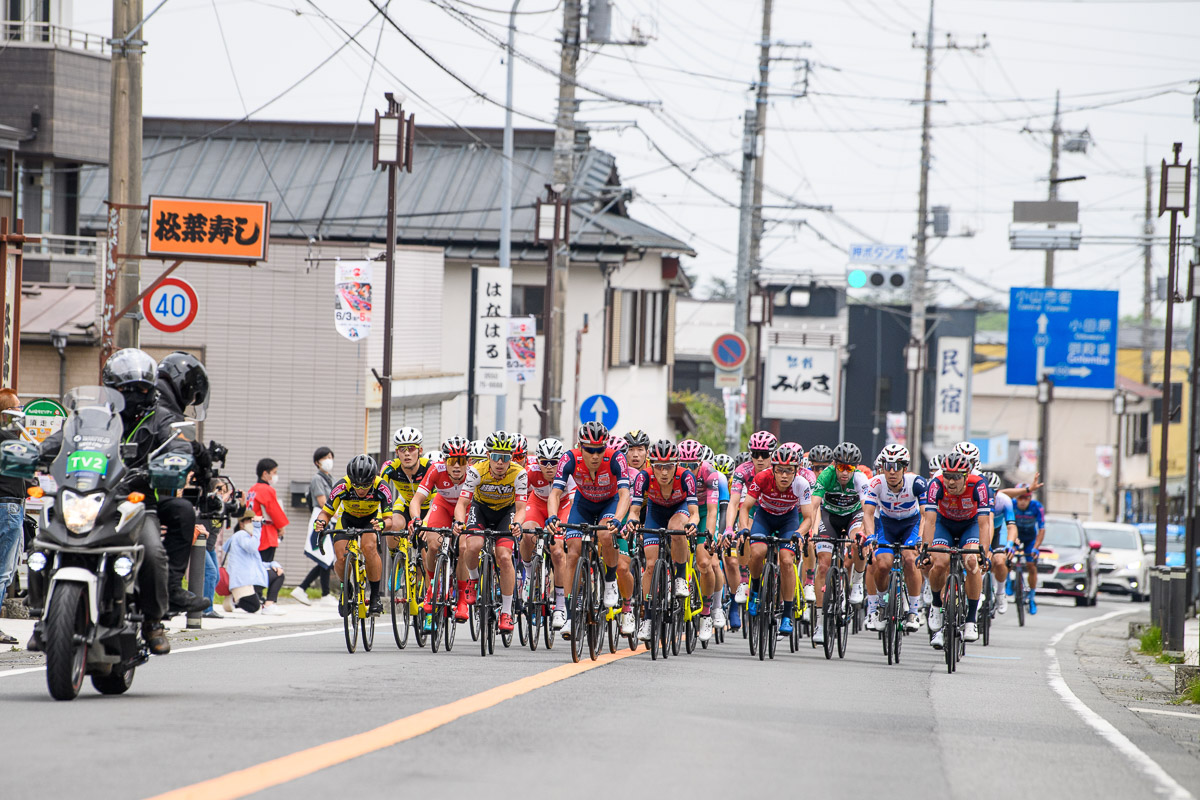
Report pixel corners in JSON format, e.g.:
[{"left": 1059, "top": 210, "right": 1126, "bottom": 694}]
[{"left": 185, "top": 439, "right": 245, "bottom": 525}]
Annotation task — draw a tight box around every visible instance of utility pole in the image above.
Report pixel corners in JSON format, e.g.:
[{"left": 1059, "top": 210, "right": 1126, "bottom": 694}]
[
  {"left": 109, "top": 0, "right": 144, "bottom": 351},
  {"left": 1188, "top": 89, "right": 1200, "bottom": 608},
  {"left": 1045, "top": 90, "right": 1061, "bottom": 288},
  {"left": 744, "top": 0, "right": 773, "bottom": 427},
  {"left": 734, "top": 110, "right": 757, "bottom": 362},
  {"left": 1144, "top": 165, "right": 1154, "bottom": 386},
  {"left": 546, "top": 0, "right": 580, "bottom": 438},
  {"left": 497, "top": 0, "right": 522, "bottom": 432}
]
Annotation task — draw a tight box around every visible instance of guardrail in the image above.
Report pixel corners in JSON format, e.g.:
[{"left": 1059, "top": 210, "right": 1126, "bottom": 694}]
[{"left": 3, "top": 22, "right": 110, "bottom": 54}]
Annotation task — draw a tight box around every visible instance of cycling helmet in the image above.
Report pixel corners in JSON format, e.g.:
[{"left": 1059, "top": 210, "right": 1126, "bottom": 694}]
[
  {"left": 801, "top": 456, "right": 813, "bottom": 470},
  {"left": 648, "top": 439, "right": 676, "bottom": 463},
  {"left": 771, "top": 444, "right": 802, "bottom": 466},
  {"left": 941, "top": 453, "right": 972, "bottom": 474},
  {"left": 782, "top": 441, "right": 803, "bottom": 453},
  {"left": 880, "top": 443, "right": 910, "bottom": 465},
  {"left": 607, "top": 434, "right": 628, "bottom": 453},
  {"left": 984, "top": 471, "right": 1002, "bottom": 490},
  {"left": 808, "top": 444, "right": 834, "bottom": 464},
  {"left": 747, "top": 431, "right": 778, "bottom": 452},
  {"left": 442, "top": 436, "right": 471, "bottom": 459},
  {"left": 929, "top": 454, "right": 943, "bottom": 472},
  {"left": 952, "top": 441, "right": 981, "bottom": 469},
  {"left": 485, "top": 430, "right": 515, "bottom": 454},
  {"left": 874, "top": 454, "right": 884, "bottom": 472},
  {"left": 578, "top": 420, "right": 609, "bottom": 446},
  {"left": 511, "top": 433, "right": 528, "bottom": 461},
  {"left": 535, "top": 437, "right": 566, "bottom": 462},
  {"left": 713, "top": 453, "right": 734, "bottom": 476},
  {"left": 699, "top": 444, "right": 715, "bottom": 464},
  {"left": 733, "top": 451, "right": 751, "bottom": 469},
  {"left": 469, "top": 440, "right": 488, "bottom": 459},
  {"left": 102, "top": 348, "right": 159, "bottom": 417},
  {"left": 392, "top": 426, "right": 422, "bottom": 449},
  {"left": 157, "top": 351, "right": 210, "bottom": 420},
  {"left": 832, "top": 442, "right": 862, "bottom": 465},
  {"left": 624, "top": 429, "right": 650, "bottom": 447},
  {"left": 346, "top": 454, "right": 378, "bottom": 487},
  {"left": 676, "top": 439, "right": 702, "bottom": 463},
  {"left": 425, "top": 450, "right": 443, "bottom": 464}
]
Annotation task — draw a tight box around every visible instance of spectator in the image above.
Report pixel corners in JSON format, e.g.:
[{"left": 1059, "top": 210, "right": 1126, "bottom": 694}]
[
  {"left": 201, "top": 480, "right": 236, "bottom": 619},
  {"left": 245, "top": 457, "right": 289, "bottom": 573},
  {"left": 221, "top": 510, "right": 286, "bottom": 615},
  {"left": 292, "top": 447, "right": 336, "bottom": 606},
  {"left": 0, "top": 388, "right": 27, "bottom": 645}
]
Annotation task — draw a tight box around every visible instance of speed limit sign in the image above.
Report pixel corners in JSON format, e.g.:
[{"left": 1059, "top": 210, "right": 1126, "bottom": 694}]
[{"left": 142, "top": 277, "right": 199, "bottom": 333}]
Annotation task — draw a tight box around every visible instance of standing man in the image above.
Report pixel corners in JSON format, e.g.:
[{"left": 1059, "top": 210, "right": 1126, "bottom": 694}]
[{"left": 0, "top": 388, "right": 27, "bottom": 644}]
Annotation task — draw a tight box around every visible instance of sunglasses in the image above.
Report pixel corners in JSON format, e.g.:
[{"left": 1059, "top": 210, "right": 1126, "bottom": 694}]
[
  {"left": 538, "top": 458, "right": 559, "bottom": 467},
  {"left": 445, "top": 456, "right": 468, "bottom": 466},
  {"left": 834, "top": 463, "right": 855, "bottom": 472},
  {"left": 350, "top": 482, "right": 373, "bottom": 492},
  {"left": 882, "top": 462, "right": 905, "bottom": 472},
  {"left": 581, "top": 445, "right": 606, "bottom": 454},
  {"left": 773, "top": 465, "right": 796, "bottom": 473},
  {"left": 943, "top": 470, "right": 966, "bottom": 480},
  {"left": 489, "top": 453, "right": 512, "bottom": 463},
  {"left": 397, "top": 445, "right": 420, "bottom": 454},
  {"left": 679, "top": 460, "right": 699, "bottom": 469},
  {"left": 750, "top": 450, "right": 771, "bottom": 459},
  {"left": 652, "top": 461, "right": 676, "bottom": 469}
]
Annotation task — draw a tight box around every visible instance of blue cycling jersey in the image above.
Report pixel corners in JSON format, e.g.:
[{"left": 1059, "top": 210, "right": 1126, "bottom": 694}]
[{"left": 1012, "top": 498, "right": 1044, "bottom": 540}]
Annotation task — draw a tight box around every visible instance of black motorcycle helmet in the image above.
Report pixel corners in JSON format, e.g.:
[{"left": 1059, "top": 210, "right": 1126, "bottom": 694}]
[
  {"left": 158, "top": 351, "right": 210, "bottom": 421},
  {"left": 101, "top": 348, "right": 158, "bottom": 419}
]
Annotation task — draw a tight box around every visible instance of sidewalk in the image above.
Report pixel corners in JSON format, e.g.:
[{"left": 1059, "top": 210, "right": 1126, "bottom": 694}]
[{"left": 1, "top": 594, "right": 340, "bottom": 655}]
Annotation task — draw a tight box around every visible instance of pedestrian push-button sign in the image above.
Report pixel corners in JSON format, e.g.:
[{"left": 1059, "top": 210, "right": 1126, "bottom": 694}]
[
  {"left": 143, "top": 277, "right": 199, "bottom": 334},
  {"left": 580, "top": 394, "right": 619, "bottom": 429}
]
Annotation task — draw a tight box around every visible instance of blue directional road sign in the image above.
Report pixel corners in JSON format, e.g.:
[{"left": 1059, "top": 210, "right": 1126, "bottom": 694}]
[
  {"left": 1006, "top": 287, "right": 1118, "bottom": 389},
  {"left": 580, "top": 394, "right": 619, "bottom": 429}
]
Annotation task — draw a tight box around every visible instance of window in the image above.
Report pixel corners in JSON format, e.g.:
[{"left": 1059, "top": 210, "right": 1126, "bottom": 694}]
[
  {"left": 608, "top": 288, "right": 672, "bottom": 367},
  {"left": 642, "top": 291, "right": 663, "bottom": 364},
  {"left": 618, "top": 290, "right": 637, "bottom": 365},
  {"left": 511, "top": 285, "right": 544, "bottom": 332},
  {"left": 1151, "top": 382, "right": 1182, "bottom": 424},
  {"left": 1128, "top": 413, "right": 1149, "bottom": 456}
]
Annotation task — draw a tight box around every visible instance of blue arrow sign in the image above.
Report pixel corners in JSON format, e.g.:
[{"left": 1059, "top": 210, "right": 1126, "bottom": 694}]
[
  {"left": 580, "top": 394, "right": 619, "bottom": 429},
  {"left": 1006, "top": 287, "right": 1118, "bottom": 389}
]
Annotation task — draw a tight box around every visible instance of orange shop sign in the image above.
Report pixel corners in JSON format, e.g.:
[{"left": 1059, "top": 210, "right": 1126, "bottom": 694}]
[{"left": 146, "top": 196, "right": 270, "bottom": 262}]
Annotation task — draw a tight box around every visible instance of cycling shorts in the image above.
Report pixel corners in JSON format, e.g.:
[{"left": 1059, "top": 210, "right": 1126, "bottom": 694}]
[
  {"left": 1015, "top": 536, "right": 1039, "bottom": 560},
  {"left": 642, "top": 501, "right": 689, "bottom": 546},
  {"left": 696, "top": 507, "right": 712, "bottom": 546},
  {"left": 565, "top": 494, "right": 620, "bottom": 538},
  {"left": 332, "top": 512, "right": 381, "bottom": 543},
  {"left": 816, "top": 509, "right": 864, "bottom": 554},
  {"left": 423, "top": 495, "right": 456, "bottom": 531},
  {"left": 874, "top": 514, "right": 920, "bottom": 556},
  {"left": 465, "top": 500, "right": 517, "bottom": 550},
  {"left": 749, "top": 508, "right": 799, "bottom": 554},
  {"left": 932, "top": 517, "right": 980, "bottom": 549}
]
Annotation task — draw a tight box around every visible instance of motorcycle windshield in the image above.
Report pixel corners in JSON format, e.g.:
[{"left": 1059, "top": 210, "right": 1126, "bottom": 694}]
[{"left": 52, "top": 387, "right": 126, "bottom": 494}]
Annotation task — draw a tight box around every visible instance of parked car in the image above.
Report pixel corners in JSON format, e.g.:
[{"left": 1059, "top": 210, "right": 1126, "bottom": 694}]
[
  {"left": 1083, "top": 521, "right": 1149, "bottom": 601},
  {"left": 1134, "top": 523, "right": 1200, "bottom": 568},
  {"left": 1036, "top": 516, "right": 1100, "bottom": 606}
]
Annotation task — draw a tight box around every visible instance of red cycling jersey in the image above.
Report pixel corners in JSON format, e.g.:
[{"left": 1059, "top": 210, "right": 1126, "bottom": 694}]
[
  {"left": 747, "top": 468, "right": 813, "bottom": 516},
  {"left": 417, "top": 462, "right": 467, "bottom": 506},
  {"left": 923, "top": 473, "right": 991, "bottom": 523},
  {"left": 631, "top": 467, "right": 698, "bottom": 508},
  {"left": 553, "top": 447, "right": 629, "bottom": 503}
]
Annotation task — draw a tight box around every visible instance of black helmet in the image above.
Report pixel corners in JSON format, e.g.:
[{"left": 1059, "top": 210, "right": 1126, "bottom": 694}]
[
  {"left": 157, "top": 351, "right": 210, "bottom": 421},
  {"left": 832, "top": 442, "right": 862, "bottom": 466},
  {"left": 732, "top": 451, "right": 751, "bottom": 469},
  {"left": 808, "top": 444, "right": 834, "bottom": 464},
  {"left": 346, "top": 454, "right": 378, "bottom": 488},
  {"left": 624, "top": 429, "right": 650, "bottom": 447},
  {"left": 102, "top": 348, "right": 158, "bottom": 418},
  {"left": 578, "top": 420, "right": 609, "bottom": 446},
  {"left": 647, "top": 439, "right": 676, "bottom": 463}
]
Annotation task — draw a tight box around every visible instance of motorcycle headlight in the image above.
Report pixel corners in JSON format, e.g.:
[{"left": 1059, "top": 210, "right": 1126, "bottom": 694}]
[
  {"left": 27, "top": 552, "right": 46, "bottom": 572},
  {"left": 61, "top": 489, "right": 105, "bottom": 534},
  {"left": 113, "top": 556, "right": 134, "bottom": 578}
]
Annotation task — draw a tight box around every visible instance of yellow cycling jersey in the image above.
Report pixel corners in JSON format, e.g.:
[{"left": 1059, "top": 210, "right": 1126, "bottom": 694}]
[
  {"left": 323, "top": 475, "right": 394, "bottom": 519},
  {"left": 462, "top": 461, "right": 528, "bottom": 511},
  {"left": 381, "top": 456, "right": 431, "bottom": 512}
]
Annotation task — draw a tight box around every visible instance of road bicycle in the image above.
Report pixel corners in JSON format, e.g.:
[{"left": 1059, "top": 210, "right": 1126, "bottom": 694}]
[
  {"left": 518, "top": 526, "right": 556, "bottom": 651},
  {"left": 808, "top": 535, "right": 858, "bottom": 661},
  {"left": 622, "top": 525, "right": 644, "bottom": 652},
  {"left": 473, "top": 528, "right": 516, "bottom": 657},
  {"left": 640, "top": 527, "right": 675, "bottom": 661},
  {"left": 926, "top": 545, "right": 984, "bottom": 674},
  {"left": 387, "top": 529, "right": 425, "bottom": 650},
  {"left": 560, "top": 521, "right": 612, "bottom": 663},
  {"left": 1008, "top": 548, "right": 1032, "bottom": 627},
  {"left": 871, "top": 544, "right": 918, "bottom": 666},
  {"left": 747, "top": 535, "right": 793, "bottom": 661},
  {"left": 335, "top": 527, "right": 376, "bottom": 654},
  {"left": 420, "top": 525, "right": 459, "bottom": 654}
]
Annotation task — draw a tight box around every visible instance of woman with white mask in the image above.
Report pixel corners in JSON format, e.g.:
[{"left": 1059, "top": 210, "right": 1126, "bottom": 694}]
[{"left": 294, "top": 447, "right": 337, "bottom": 606}]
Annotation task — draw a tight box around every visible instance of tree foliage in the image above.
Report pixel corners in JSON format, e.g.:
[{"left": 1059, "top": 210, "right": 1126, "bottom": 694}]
[{"left": 670, "top": 389, "right": 744, "bottom": 452}]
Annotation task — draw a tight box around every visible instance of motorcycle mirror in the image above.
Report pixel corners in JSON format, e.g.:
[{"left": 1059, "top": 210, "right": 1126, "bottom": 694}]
[
  {"left": 170, "top": 421, "right": 196, "bottom": 439},
  {"left": 2, "top": 409, "right": 25, "bottom": 419}
]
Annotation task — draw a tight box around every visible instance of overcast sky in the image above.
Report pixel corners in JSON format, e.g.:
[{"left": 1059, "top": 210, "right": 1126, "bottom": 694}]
[{"left": 71, "top": 0, "right": 1200, "bottom": 317}]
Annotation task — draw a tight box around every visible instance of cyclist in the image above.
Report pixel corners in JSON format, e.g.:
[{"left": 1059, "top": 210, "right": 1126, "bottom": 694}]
[
  {"left": 726, "top": 431, "right": 778, "bottom": 624},
  {"left": 810, "top": 442, "right": 871, "bottom": 644},
  {"left": 862, "top": 444, "right": 925, "bottom": 633},
  {"left": 808, "top": 444, "right": 834, "bottom": 476},
  {"left": 628, "top": 439, "right": 701, "bottom": 642},
  {"left": 737, "top": 443, "right": 815, "bottom": 637},
  {"left": 1009, "top": 484, "right": 1045, "bottom": 614},
  {"left": 312, "top": 454, "right": 393, "bottom": 616},
  {"left": 453, "top": 431, "right": 528, "bottom": 633},
  {"left": 983, "top": 471, "right": 1017, "bottom": 615},
  {"left": 520, "top": 437, "right": 571, "bottom": 628},
  {"left": 410, "top": 436, "right": 472, "bottom": 613},
  {"left": 381, "top": 427, "right": 431, "bottom": 532},
  {"left": 920, "top": 452, "right": 993, "bottom": 647},
  {"left": 803, "top": 443, "right": 835, "bottom": 604},
  {"left": 711, "top": 453, "right": 736, "bottom": 631},
  {"left": 678, "top": 440, "right": 720, "bottom": 632},
  {"left": 624, "top": 429, "right": 650, "bottom": 474},
  {"left": 546, "top": 421, "right": 632, "bottom": 641}
]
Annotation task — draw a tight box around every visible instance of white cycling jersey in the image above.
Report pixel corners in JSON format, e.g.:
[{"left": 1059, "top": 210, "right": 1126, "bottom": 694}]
[{"left": 864, "top": 473, "right": 927, "bottom": 520}]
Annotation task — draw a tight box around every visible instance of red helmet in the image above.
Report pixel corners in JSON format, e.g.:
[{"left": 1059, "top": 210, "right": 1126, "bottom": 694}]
[
  {"left": 747, "top": 431, "right": 777, "bottom": 452},
  {"left": 441, "top": 436, "right": 470, "bottom": 459},
  {"left": 647, "top": 439, "right": 676, "bottom": 463},
  {"left": 578, "top": 421, "right": 609, "bottom": 446},
  {"left": 941, "top": 452, "right": 973, "bottom": 474},
  {"left": 771, "top": 444, "right": 802, "bottom": 466}
]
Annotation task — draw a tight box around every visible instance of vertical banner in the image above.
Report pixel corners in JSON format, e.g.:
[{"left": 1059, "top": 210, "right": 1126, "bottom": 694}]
[
  {"left": 507, "top": 315, "right": 536, "bottom": 383},
  {"left": 1018, "top": 439, "right": 1039, "bottom": 474},
  {"left": 762, "top": 346, "right": 840, "bottom": 421},
  {"left": 334, "top": 260, "right": 372, "bottom": 341},
  {"left": 886, "top": 412, "right": 907, "bottom": 447},
  {"left": 2, "top": 252, "right": 16, "bottom": 387},
  {"left": 1096, "top": 445, "right": 1114, "bottom": 478},
  {"left": 933, "top": 336, "right": 971, "bottom": 448},
  {"left": 474, "top": 267, "right": 511, "bottom": 395}
]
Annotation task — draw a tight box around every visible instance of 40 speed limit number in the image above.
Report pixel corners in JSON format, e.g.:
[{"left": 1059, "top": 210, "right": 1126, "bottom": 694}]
[{"left": 142, "top": 277, "right": 199, "bottom": 333}]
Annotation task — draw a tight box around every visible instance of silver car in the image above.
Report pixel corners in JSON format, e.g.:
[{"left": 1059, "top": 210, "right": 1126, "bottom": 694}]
[{"left": 1083, "top": 522, "right": 1150, "bottom": 602}]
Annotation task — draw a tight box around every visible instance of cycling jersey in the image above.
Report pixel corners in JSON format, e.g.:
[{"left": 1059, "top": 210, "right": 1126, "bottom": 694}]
[
  {"left": 730, "top": 461, "right": 757, "bottom": 496},
  {"left": 694, "top": 461, "right": 721, "bottom": 507},
  {"left": 991, "top": 491, "right": 1016, "bottom": 548},
  {"left": 1012, "top": 498, "right": 1044, "bottom": 540},
  {"left": 323, "top": 476, "right": 394, "bottom": 520},
  {"left": 631, "top": 467, "right": 698, "bottom": 508},
  {"left": 864, "top": 473, "right": 928, "bottom": 521},
  {"left": 417, "top": 462, "right": 467, "bottom": 506},
  {"left": 552, "top": 447, "right": 629, "bottom": 503},
  {"left": 746, "top": 468, "right": 813, "bottom": 516},
  {"left": 381, "top": 456, "right": 432, "bottom": 512},
  {"left": 812, "top": 466, "right": 870, "bottom": 515},
  {"left": 461, "top": 462, "right": 528, "bottom": 510},
  {"left": 526, "top": 463, "right": 576, "bottom": 502},
  {"left": 924, "top": 474, "right": 991, "bottom": 524}
]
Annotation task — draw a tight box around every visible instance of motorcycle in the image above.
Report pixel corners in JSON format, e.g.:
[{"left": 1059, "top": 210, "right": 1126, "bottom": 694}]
[{"left": 0, "top": 386, "right": 193, "bottom": 700}]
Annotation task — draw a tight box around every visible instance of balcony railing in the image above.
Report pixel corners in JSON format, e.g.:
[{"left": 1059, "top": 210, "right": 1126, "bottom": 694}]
[{"left": 2, "top": 21, "right": 110, "bottom": 55}]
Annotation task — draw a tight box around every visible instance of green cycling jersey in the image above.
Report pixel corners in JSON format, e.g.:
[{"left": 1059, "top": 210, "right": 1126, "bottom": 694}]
[{"left": 812, "top": 466, "right": 870, "bottom": 516}]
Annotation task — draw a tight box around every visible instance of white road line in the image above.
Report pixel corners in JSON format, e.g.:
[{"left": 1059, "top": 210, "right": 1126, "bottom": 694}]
[
  {"left": 0, "top": 627, "right": 341, "bottom": 681},
  {"left": 1130, "top": 707, "right": 1200, "bottom": 721},
  {"left": 1047, "top": 608, "right": 1195, "bottom": 800}
]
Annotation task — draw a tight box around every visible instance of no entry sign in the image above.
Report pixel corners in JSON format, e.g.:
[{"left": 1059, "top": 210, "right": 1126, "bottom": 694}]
[{"left": 143, "top": 277, "right": 198, "bottom": 333}]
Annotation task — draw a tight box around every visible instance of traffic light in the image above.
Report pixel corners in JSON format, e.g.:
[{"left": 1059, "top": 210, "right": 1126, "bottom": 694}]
[{"left": 847, "top": 267, "right": 908, "bottom": 290}]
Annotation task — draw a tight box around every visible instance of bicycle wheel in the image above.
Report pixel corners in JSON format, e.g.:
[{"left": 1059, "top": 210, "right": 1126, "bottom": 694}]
[
  {"left": 684, "top": 570, "right": 699, "bottom": 655},
  {"left": 526, "top": 559, "right": 542, "bottom": 652},
  {"left": 499, "top": 563, "right": 513, "bottom": 650},
  {"left": 757, "top": 565, "right": 771, "bottom": 661},
  {"left": 390, "top": 549, "right": 410, "bottom": 650},
  {"left": 767, "top": 565, "right": 780, "bottom": 660},
  {"left": 1014, "top": 569, "right": 1026, "bottom": 627},
  {"left": 627, "top": 562, "right": 643, "bottom": 652},
  {"left": 468, "top": 580, "right": 480, "bottom": 642},
  {"left": 587, "top": 554, "right": 602, "bottom": 662},
  {"left": 412, "top": 568, "right": 428, "bottom": 649},
  {"left": 430, "top": 557, "right": 447, "bottom": 654},
  {"left": 342, "top": 555, "right": 358, "bottom": 654},
  {"left": 479, "top": 553, "right": 493, "bottom": 658},
  {"left": 836, "top": 569, "right": 850, "bottom": 659},
  {"left": 943, "top": 575, "right": 958, "bottom": 674},
  {"left": 570, "top": 556, "right": 588, "bottom": 663},
  {"left": 808, "top": 589, "right": 819, "bottom": 649},
  {"left": 821, "top": 568, "right": 837, "bottom": 660},
  {"left": 649, "top": 561, "right": 664, "bottom": 661},
  {"left": 981, "top": 576, "right": 992, "bottom": 647}
]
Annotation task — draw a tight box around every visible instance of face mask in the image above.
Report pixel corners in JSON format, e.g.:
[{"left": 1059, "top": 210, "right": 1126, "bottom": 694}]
[
  {"left": 319, "top": 458, "right": 333, "bottom": 473},
  {"left": 269, "top": 474, "right": 278, "bottom": 486}
]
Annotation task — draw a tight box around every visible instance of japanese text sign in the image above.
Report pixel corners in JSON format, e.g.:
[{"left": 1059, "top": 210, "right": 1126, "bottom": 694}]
[
  {"left": 933, "top": 336, "right": 971, "bottom": 448},
  {"left": 507, "top": 316, "right": 536, "bottom": 383},
  {"left": 474, "top": 267, "right": 511, "bottom": 395},
  {"left": 762, "top": 346, "right": 840, "bottom": 421},
  {"left": 1006, "top": 287, "right": 1118, "bottom": 389},
  {"left": 146, "top": 196, "right": 270, "bottom": 262},
  {"left": 334, "top": 261, "right": 371, "bottom": 342},
  {"left": 848, "top": 243, "right": 908, "bottom": 266}
]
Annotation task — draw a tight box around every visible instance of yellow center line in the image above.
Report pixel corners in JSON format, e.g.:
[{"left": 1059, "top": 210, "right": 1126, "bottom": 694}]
[{"left": 146, "top": 648, "right": 642, "bottom": 800}]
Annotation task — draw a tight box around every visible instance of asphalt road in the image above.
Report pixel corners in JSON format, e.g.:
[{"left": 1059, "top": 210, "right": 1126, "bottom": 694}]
[{"left": 2, "top": 595, "right": 1197, "bottom": 800}]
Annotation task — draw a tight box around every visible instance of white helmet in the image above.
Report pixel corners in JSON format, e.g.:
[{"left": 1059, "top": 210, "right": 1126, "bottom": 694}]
[
  {"left": 879, "top": 443, "right": 910, "bottom": 467},
  {"left": 535, "top": 437, "right": 566, "bottom": 462},
  {"left": 424, "top": 450, "right": 443, "bottom": 464},
  {"left": 952, "top": 441, "right": 980, "bottom": 470},
  {"left": 392, "top": 426, "right": 422, "bottom": 449},
  {"left": 928, "top": 454, "right": 943, "bottom": 472},
  {"left": 469, "top": 439, "right": 488, "bottom": 459}
]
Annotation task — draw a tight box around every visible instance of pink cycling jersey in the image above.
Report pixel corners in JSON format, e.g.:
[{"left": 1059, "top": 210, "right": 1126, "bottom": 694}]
[{"left": 731, "top": 461, "right": 756, "bottom": 496}]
